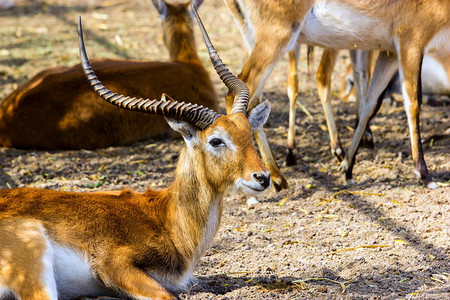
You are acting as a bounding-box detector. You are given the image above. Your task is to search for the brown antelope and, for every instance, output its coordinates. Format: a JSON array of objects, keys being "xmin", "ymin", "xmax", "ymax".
[
  {"xmin": 223, "ymin": 0, "xmax": 315, "ymax": 190},
  {"xmin": 0, "ymin": 10, "xmax": 272, "ymax": 300},
  {"xmin": 337, "ymin": 42, "xmax": 449, "ymax": 148},
  {"xmin": 0, "ymin": 0, "xmax": 217, "ymax": 150},
  {"xmin": 223, "ymin": 0, "xmax": 449, "ymax": 188},
  {"xmin": 341, "ymin": 47, "xmax": 450, "ymax": 103}
]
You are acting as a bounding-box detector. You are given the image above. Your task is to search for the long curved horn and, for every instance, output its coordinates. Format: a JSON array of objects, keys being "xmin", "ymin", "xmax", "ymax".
[
  {"xmin": 191, "ymin": 6, "xmax": 250, "ymax": 115},
  {"xmin": 77, "ymin": 17, "xmax": 220, "ymax": 130}
]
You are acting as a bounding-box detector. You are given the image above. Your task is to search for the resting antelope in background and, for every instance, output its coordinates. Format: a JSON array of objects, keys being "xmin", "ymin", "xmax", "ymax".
[
  {"xmin": 223, "ymin": 0, "xmax": 449, "ymax": 188},
  {"xmin": 0, "ymin": 10, "xmax": 272, "ymax": 299},
  {"xmin": 0, "ymin": 0, "xmax": 217, "ymax": 150}
]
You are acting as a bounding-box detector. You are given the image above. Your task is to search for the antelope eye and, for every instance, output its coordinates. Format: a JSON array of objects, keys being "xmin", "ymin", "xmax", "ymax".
[{"xmin": 209, "ymin": 138, "xmax": 224, "ymax": 147}]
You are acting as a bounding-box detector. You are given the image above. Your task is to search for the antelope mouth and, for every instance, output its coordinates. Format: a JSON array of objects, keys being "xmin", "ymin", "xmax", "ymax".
[
  {"xmin": 242, "ymin": 183, "xmax": 267, "ymax": 192},
  {"xmin": 236, "ymin": 179, "xmax": 271, "ymax": 195}
]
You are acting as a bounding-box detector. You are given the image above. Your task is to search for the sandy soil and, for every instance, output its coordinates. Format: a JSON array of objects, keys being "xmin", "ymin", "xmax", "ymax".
[{"xmin": 1, "ymin": 0, "xmax": 449, "ymax": 299}]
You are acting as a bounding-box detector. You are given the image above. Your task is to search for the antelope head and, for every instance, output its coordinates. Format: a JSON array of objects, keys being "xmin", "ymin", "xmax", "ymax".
[
  {"xmin": 78, "ymin": 9, "xmax": 271, "ymax": 196},
  {"xmin": 151, "ymin": 0, "xmax": 205, "ymax": 63}
]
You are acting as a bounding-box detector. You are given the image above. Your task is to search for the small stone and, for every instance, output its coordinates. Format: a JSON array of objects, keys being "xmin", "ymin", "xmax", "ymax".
[{"xmin": 247, "ymin": 197, "xmax": 259, "ymax": 209}]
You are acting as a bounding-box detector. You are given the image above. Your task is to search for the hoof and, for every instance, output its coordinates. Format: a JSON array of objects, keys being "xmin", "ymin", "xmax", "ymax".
[
  {"xmin": 332, "ymin": 148, "xmax": 345, "ymax": 161},
  {"xmin": 273, "ymin": 176, "xmax": 289, "ymax": 191},
  {"xmin": 416, "ymin": 171, "xmax": 438, "ymax": 189},
  {"xmin": 345, "ymin": 178, "xmax": 355, "ymax": 185},
  {"xmin": 360, "ymin": 134, "xmax": 375, "ymax": 149},
  {"xmin": 286, "ymin": 149, "xmax": 296, "ymax": 166}
]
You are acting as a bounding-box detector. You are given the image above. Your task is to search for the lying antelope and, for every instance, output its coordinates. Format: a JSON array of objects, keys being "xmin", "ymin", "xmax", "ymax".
[
  {"xmin": 0, "ymin": 10, "xmax": 272, "ymax": 299},
  {"xmin": 0, "ymin": 0, "xmax": 217, "ymax": 150},
  {"xmin": 223, "ymin": 0, "xmax": 449, "ymax": 188}
]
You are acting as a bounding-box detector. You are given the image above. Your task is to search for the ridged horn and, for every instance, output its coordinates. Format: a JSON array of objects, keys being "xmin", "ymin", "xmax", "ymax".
[
  {"xmin": 77, "ymin": 16, "xmax": 221, "ymax": 130},
  {"xmin": 191, "ymin": 5, "xmax": 250, "ymax": 115}
]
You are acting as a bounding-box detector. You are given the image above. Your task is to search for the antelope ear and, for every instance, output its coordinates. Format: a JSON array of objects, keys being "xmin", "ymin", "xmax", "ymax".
[
  {"xmin": 166, "ymin": 118, "xmax": 200, "ymax": 144},
  {"xmin": 152, "ymin": 0, "xmax": 167, "ymax": 18},
  {"xmin": 248, "ymin": 100, "xmax": 271, "ymax": 132}
]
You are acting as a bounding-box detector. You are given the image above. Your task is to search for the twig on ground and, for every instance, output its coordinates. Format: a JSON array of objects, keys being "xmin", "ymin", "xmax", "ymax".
[
  {"xmin": 296, "ymin": 100, "xmax": 314, "ymax": 121},
  {"xmin": 293, "ymin": 277, "xmax": 352, "ymax": 293},
  {"xmin": 327, "ymin": 244, "xmax": 392, "ymax": 255},
  {"xmin": 199, "ymin": 271, "xmax": 254, "ymax": 277},
  {"xmin": 322, "ymin": 190, "xmax": 386, "ymax": 202}
]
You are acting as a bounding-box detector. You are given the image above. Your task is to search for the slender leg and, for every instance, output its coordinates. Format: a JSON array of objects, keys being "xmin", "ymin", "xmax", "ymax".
[
  {"xmin": 222, "ymin": 0, "xmax": 313, "ymax": 190},
  {"xmin": 340, "ymin": 51, "xmax": 399, "ymax": 183},
  {"xmin": 286, "ymin": 43, "xmax": 300, "ymax": 166},
  {"xmin": 0, "ymin": 219, "xmax": 58, "ymax": 300},
  {"xmin": 229, "ymin": 32, "xmax": 299, "ymax": 190},
  {"xmin": 350, "ymin": 50, "xmax": 376, "ymax": 148},
  {"xmin": 100, "ymin": 253, "xmax": 176, "ymax": 300},
  {"xmin": 315, "ymin": 49, "xmax": 345, "ymax": 160},
  {"xmin": 255, "ymin": 128, "xmax": 289, "ymax": 190},
  {"xmin": 339, "ymin": 63, "xmax": 356, "ymax": 102},
  {"xmin": 395, "ymin": 38, "xmax": 437, "ymax": 188}
]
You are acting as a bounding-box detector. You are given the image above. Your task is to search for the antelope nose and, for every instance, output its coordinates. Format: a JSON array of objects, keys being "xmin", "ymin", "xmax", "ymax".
[{"xmin": 253, "ymin": 172, "xmax": 271, "ymax": 189}]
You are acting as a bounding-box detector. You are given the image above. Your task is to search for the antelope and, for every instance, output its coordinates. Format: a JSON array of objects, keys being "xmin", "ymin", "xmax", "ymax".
[
  {"xmin": 223, "ymin": 0, "xmax": 449, "ymax": 188},
  {"xmin": 222, "ymin": 0, "xmax": 315, "ymax": 190},
  {"xmin": 0, "ymin": 0, "xmax": 217, "ymax": 150},
  {"xmin": 421, "ymin": 47, "xmax": 450, "ymax": 96},
  {"xmin": 338, "ymin": 41, "xmax": 449, "ymax": 147},
  {"xmin": 0, "ymin": 10, "xmax": 272, "ymax": 300},
  {"xmin": 341, "ymin": 48, "xmax": 450, "ymax": 103}
]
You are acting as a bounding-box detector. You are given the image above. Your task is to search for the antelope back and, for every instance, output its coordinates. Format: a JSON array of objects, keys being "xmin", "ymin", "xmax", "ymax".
[{"xmin": 0, "ymin": 0, "xmax": 216, "ymax": 150}]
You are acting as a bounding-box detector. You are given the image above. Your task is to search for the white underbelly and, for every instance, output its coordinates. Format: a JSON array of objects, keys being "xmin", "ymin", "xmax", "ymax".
[
  {"xmin": 421, "ymin": 55, "xmax": 450, "ymax": 95},
  {"xmin": 299, "ymin": 1, "xmax": 395, "ymax": 51},
  {"xmin": 51, "ymin": 242, "xmax": 115, "ymax": 299}
]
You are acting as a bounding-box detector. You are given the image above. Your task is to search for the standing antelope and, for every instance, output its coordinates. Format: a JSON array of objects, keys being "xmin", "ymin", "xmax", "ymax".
[
  {"xmin": 341, "ymin": 47, "xmax": 450, "ymax": 103},
  {"xmin": 0, "ymin": 0, "xmax": 217, "ymax": 150},
  {"xmin": 0, "ymin": 11, "xmax": 272, "ymax": 300},
  {"xmin": 223, "ymin": 0, "xmax": 449, "ymax": 188},
  {"xmin": 421, "ymin": 46, "xmax": 450, "ymax": 96},
  {"xmin": 223, "ymin": 0, "xmax": 315, "ymax": 190}
]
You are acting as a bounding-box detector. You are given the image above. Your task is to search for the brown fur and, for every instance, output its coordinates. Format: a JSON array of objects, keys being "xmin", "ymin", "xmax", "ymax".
[
  {"xmin": 0, "ymin": 112, "xmax": 269, "ymax": 299},
  {"xmin": 340, "ymin": 48, "xmax": 450, "ymax": 101},
  {"xmin": 0, "ymin": 218, "xmax": 52, "ymax": 300},
  {"xmin": 224, "ymin": 0, "xmax": 450, "ymax": 186},
  {"xmin": 223, "ymin": 0, "xmax": 315, "ymax": 190},
  {"xmin": 0, "ymin": 2, "xmax": 217, "ymax": 150}
]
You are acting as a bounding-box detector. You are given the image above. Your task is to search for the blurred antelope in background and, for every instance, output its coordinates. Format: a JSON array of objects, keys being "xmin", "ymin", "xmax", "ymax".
[
  {"xmin": 0, "ymin": 10, "xmax": 272, "ymax": 300},
  {"xmin": 0, "ymin": 0, "xmax": 217, "ymax": 150},
  {"xmin": 341, "ymin": 46, "xmax": 450, "ymax": 104},
  {"xmin": 337, "ymin": 37, "xmax": 449, "ymax": 148},
  {"xmin": 223, "ymin": 0, "xmax": 315, "ymax": 190},
  {"xmin": 224, "ymin": 0, "xmax": 449, "ymax": 188}
]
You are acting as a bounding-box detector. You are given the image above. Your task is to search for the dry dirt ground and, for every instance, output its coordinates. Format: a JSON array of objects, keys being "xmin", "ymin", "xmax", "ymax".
[{"xmin": 1, "ymin": 0, "xmax": 449, "ymax": 299}]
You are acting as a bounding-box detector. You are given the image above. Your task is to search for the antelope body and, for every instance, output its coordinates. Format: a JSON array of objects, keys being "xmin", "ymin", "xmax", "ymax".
[
  {"xmin": 0, "ymin": 0, "xmax": 217, "ymax": 150},
  {"xmin": 223, "ymin": 0, "xmax": 450, "ymax": 188},
  {"xmin": 419, "ymin": 46, "xmax": 450, "ymax": 96},
  {"xmin": 0, "ymin": 7, "xmax": 272, "ymax": 300},
  {"xmin": 341, "ymin": 48, "xmax": 450, "ymax": 103}
]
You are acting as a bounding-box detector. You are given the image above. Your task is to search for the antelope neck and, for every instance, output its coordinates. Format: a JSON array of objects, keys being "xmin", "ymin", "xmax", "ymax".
[
  {"xmin": 165, "ymin": 149, "xmax": 223, "ymax": 263},
  {"xmin": 166, "ymin": 19, "xmax": 200, "ymax": 63}
]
